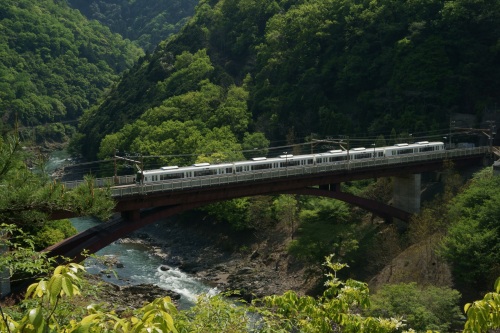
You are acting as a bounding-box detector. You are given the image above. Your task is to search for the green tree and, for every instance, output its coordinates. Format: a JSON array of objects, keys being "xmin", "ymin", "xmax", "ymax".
[
  {"xmin": 210, "ymin": 85, "xmax": 250, "ymax": 136},
  {"xmin": 251, "ymin": 256, "xmax": 414, "ymax": 332},
  {"xmin": 0, "ymin": 133, "xmax": 114, "ymax": 245},
  {"xmin": 242, "ymin": 132, "xmax": 270, "ymax": 159},
  {"xmin": 463, "ymin": 276, "xmax": 500, "ymax": 333},
  {"xmin": 0, "ymin": 0, "xmax": 143, "ymax": 136},
  {"xmin": 440, "ymin": 168, "xmax": 500, "ymax": 292},
  {"xmin": 175, "ymin": 293, "xmax": 249, "ymax": 333},
  {"xmin": 273, "ymin": 194, "xmax": 298, "ymax": 240},
  {"xmin": 368, "ymin": 283, "xmax": 463, "ymax": 333},
  {"xmin": 2, "ymin": 250, "xmax": 499, "ymax": 333},
  {"xmin": 32, "ymin": 219, "xmax": 77, "ymax": 250},
  {"xmin": 0, "ymin": 224, "xmax": 57, "ymax": 285},
  {"xmin": 288, "ymin": 197, "xmax": 358, "ymax": 264},
  {"xmin": 203, "ymin": 198, "xmax": 250, "ymax": 230},
  {"xmin": 67, "ymin": 0, "xmax": 198, "ymax": 52}
]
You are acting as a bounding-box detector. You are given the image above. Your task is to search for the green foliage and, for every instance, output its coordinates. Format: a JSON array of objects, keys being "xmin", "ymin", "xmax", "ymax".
[
  {"xmin": 0, "ymin": 0, "xmax": 143, "ymax": 134},
  {"xmin": 251, "ymin": 255, "xmax": 412, "ymax": 332},
  {"xmin": 70, "ymin": 296, "xmax": 178, "ymax": 332},
  {"xmin": 1, "ymin": 254, "xmax": 499, "ymax": 333},
  {"xmin": 0, "ymin": 133, "xmax": 114, "ymax": 238},
  {"xmin": 0, "ymin": 224, "xmax": 57, "ymax": 281},
  {"xmin": 174, "ymin": 293, "xmax": 249, "ymax": 332},
  {"xmin": 67, "ymin": 0, "xmax": 198, "ymax": 52},
  {"xmin": 32, "ymin": 219, "xmax": 77, "ymax": 250},
  {"xmin": 242, "ymin": 132, "xmax": 270, "ymax": 159},
  {"xmin": 33, "ymin": 123, "xmax": 75, "ymax": 143},
  {"xmin": 75, "ymin": 0, "xmax": 500, "ymax": 159},
  {"xmin": 368, "ymin": 283, "xmax": 463, "ymax": 333},
  {"xmin": 158, "ymin": 49, "xmax": 215, "ymax": 98},
  {"xmin": 0, "ymin": 263, "xmax": 179, "ymax": 333},
  {"xmin": 203, "ymin": 198, "xmax": 250, "ymax": 230},
  {"xmin": 288, "ymin": 197, "xmax": 359, "ymax": 264},
  {"xmin": 93, "ymin": 51, "xmax": 255, "ymax": 169},
  {"xmin": 273, "ymin": 194, "xmax": 298, "ymax": 239},
  {"xmin": 440, "ymin": 168, "xmax": 500, "ymax": 291},
  {"xmin": 463, "ymin": 276, "xmax": 500, "ymax": 333}
]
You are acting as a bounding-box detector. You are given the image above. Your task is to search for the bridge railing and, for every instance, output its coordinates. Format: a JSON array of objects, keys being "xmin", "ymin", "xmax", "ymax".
[{"xmin": 60, "ymin": 147, "xmax": 489, "ymax": 197}]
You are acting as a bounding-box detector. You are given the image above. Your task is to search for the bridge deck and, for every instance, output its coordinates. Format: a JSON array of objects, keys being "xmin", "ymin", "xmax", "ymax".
[
  {"xmin": 45, "ymin": 146, "xmax": 490, "ymax": 262},
  {"xmin": 61, "ymin": 146, "xmax": 489, "ymax": 198}
]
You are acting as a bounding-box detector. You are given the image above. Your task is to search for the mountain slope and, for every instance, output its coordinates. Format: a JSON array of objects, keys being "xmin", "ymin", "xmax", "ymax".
[
  {"xmin": 75, "ymin": 0, "xmax": 500, "ymax": 160},
  {"xmin": 67, "ymin": 0, "xmax": 198, "ymax": 52},
  {"xmin": 0, "ymin": 0, "xmax": 143, "ymax": 138}
]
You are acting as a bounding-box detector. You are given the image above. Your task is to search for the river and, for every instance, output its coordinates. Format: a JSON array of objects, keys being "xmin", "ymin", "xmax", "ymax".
[{"xmin": 48, "ymin": 150, "xmax": 216, "ymax": 309}]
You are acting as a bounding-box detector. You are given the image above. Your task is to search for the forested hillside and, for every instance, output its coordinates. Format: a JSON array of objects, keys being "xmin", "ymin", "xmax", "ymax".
[
  {"xmin": 67, "ymin": 0, "xmax": 198, "ymax": 52},
  {"xmin": 74, "ymin": 0, "xmax": 500, "ymax": 160},
  {"xmin": 0, "ymin": 0, "xmax": 143, "ymax": 141}
]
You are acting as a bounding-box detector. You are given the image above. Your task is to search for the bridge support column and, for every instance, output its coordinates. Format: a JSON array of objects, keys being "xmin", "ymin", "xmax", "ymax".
[
  {"xmin": 121, "ymin": 210, "xmax": 140, "ymax": 223},
  {"xmin": 493, "ymin": 161, "xmax": 500, "ymax": 176},
  {"xmin": 392, "ymin": 174, "xmax": 421, "ymax": 214}
]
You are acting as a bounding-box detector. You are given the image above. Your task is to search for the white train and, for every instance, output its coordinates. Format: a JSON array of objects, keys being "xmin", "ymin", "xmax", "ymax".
[{"xmin": 137, "ymin": 141, "xmax": 445, "ymax": 183}]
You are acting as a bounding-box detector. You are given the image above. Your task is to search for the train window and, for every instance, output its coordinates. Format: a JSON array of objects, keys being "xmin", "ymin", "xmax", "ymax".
[
  {"xmin": 236, "ymin": 166, "xmax": 243, "ymax": 172},
  {"xmin": 419, "ymin": 146, "xmax": 435, "ymax": 152},
  {"xmin": 307, "ymin": 159, "xmax": 314, "ymax": 165},
  {"xmin": 226, "ymin": 167, "xmax": 233, "ymax": 173},
  {"xmin": 354, "ymin": 153, "xmax": 371, "ymax": 159},
  {"xmin": 194, "ymin": 169, "xmax": 216, "ymax": 177},
  {"xmin": 161, "ymin": 173, "xmax": 181, "ymax": 180},
  {"xmin": 397, "ymin": 148, "xmax": 413, "ymax": 155},
  {"xmin": 253, "ymin": 163, "xmax": 271, "ymax": 170}
]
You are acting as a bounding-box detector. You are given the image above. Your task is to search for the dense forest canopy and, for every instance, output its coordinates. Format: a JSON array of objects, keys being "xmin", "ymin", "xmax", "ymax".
[
  {"xmin": 0, "ymin": 0, "xmax": 143, "ymax": 140},
  {"xmin": 67, "ymin": 0, "xmax": 198, "ymax": 52},
  {"xmin": 1, "ymin": 1, "xmax": 499, "ymax": 330},
  {"xmin": 74, "ymin": 0, "xmax": 500, "ymax": 160}
]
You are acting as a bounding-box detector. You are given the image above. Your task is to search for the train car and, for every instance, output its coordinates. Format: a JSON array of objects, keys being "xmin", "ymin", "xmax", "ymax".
[
  {"xmin": 137, "ymin": 141, "xmax": 445, "ymax": 184},
  {"xmin": 349, "ymin": 147, "xmax": 372, "ymax": 160},
  {"xmin": 316, "ymin": 150, "xmax": 348, "ymax": 164},
  {"xmin": 233, "ymin": 153, "xmax": 317, "ymax": 172},
  {"xmin": 139, "ymin": 162, "xmax": 234, "ymax": 183},
  {"xmin": 383, "ymin": 141, "xmax": 444, "ymax": 157}
]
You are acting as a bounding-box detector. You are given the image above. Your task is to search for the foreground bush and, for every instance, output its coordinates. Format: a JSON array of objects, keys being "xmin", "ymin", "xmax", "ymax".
[{"xmin": 0, "ymin": 258, "xmax": 498, "ymax": 332}]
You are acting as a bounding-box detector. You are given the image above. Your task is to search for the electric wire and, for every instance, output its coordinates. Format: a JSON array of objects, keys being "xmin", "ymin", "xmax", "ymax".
[{"xmin": 54, "ymin": 127, "xmax": 480, "ymax": 179}]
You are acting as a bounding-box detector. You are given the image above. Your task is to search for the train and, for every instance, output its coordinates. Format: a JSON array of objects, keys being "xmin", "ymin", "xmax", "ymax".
[{"xmin": 136, "ymin": 141, "xmax": 445, "ymax": 184}]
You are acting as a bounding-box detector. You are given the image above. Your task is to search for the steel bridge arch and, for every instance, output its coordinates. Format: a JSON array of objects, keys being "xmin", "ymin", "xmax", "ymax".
[{"xmin": 45, "ymin": 185, "xmax": 411, "ymax": 263}]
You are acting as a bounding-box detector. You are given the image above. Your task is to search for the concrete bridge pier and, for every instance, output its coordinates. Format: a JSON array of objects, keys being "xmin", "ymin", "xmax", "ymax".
[{"xmin": 392, "ymin": 174, "xmax": 421, "ymax": 214}]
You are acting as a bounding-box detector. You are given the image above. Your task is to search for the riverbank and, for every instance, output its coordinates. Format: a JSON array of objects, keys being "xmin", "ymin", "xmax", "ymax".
[
  {"xmin": 89, "ymin": 216, "xmax": 321, "ymax": 310},
  {"xmin": 47, "ymin": 150, "xmax": 318, "ymax": 308},
  {"xmin": 150, "ymin": 217, "xmax": 320, "ymax": 300}
]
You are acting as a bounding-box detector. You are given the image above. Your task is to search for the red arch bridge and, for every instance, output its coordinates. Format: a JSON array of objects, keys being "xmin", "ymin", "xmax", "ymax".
[{"xmin": 45, "ymin": 147, "xmax": 491, "ymax": 262}]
